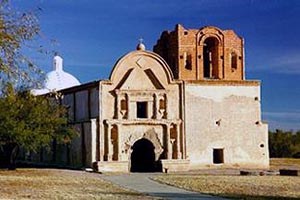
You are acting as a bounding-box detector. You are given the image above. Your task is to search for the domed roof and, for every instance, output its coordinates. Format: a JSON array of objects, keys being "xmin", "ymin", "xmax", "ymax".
[{"xmin": 32, "ymin": 55, "xmax": 80, "ymax": 95}]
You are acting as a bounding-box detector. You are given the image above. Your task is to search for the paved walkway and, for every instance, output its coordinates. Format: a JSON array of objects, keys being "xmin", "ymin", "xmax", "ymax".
[{"xmin": 102, "ymin": 173, "xmax": 230, "ymax": 200}]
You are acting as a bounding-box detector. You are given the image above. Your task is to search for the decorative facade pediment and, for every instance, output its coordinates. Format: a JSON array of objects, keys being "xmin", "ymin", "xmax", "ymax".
[
  {"xmin": 116, "ymin": 66, "xmax": 164, "ymax": 90},
  {"xmin": 109, "ymin": 50, "xmax": 175, "ymax": 89}
]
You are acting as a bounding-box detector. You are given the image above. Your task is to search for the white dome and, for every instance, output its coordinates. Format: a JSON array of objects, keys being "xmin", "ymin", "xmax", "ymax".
[
  {"xmin": 32, "ymin": 55, "xmax": 80, "ymax": 95},
  {"xmin": 45, "ymin": 70, "xmax": 80, "ymax": 90}
]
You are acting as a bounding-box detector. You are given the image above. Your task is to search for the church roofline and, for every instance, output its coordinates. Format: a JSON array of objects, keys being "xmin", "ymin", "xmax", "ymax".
[
  {"xmin": 56, "ymin": 80, "xmax": 100, "ymax": 94},
  {"xmin": 184, "ymin": 79, "xmax": 260, "ymax": 86},
  {"xmin": 173, "ymin": 24, "xmax": 242, "ymax": 39}
]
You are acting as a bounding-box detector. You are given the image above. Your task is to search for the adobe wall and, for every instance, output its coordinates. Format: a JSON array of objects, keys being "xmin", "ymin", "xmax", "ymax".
[
  {"xmin": 21, "ymin": 83, "xmax": 100, "ymax": 168},
  {"xmin": 184, "ymin": 81, "xmax": 269, "ymax": 169},
  {"xmin": 62, "ymin": 85, "xmax": 99, "ymax": 122},
  {"xmin": 20, "ymin": 120, "xmax": 96, "ymax": 168},
  {"xmin": 154, "ymin": 24, "xmax": 244, "ymax": 81},
  {"xmin": 98, "ymin": 50, "xmax": 185, "ymax": 171}
]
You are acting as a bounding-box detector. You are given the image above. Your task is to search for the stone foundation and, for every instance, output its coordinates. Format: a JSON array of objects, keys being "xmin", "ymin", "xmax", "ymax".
[
  {"xmin": 160, "ymin": 159, "xmax": 190, "ymax": 173},
  {"xmin": 96, "ymin": 161, "xmax": 129, "ymax": 172}
]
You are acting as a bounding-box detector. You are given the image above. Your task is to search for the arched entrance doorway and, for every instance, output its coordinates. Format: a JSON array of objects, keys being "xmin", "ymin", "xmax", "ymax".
[{"xmin": 130, "ymin": 138, "xmax": 161, "ymax": 172}]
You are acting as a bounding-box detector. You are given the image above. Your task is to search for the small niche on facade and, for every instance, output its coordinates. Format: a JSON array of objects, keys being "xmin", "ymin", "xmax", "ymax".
[
  {"xmin": 170, "ymin": 124, "xmax": 177, "ymax": 159},
  {"xmin": 158, "ymin": 95, "xmax": 167, "ymax": 119},
  {"xmin": 231, "ymin": 52, "xmax": 238, "ymax": 71},
  {"xmin": 120, "ymin": 99, "xmax": 127, "ymax": 119},
  {"xmin": 185, "ymin": 54, "xmax": 192, "ymax": 70},
  {"xmin": 260, "ymin": 144, "xmax": 264, "ymax": 148},
  {"xmin": 213, "ymin": 148, "xmax": 224, "ymax": 164},
  {"xmin": 111, "ymin": 125, "xmax": 118, "ymax": 161},
  {"xmin": 137, "ymin": 101, "xmax": 148, "ymax": 119},
  {"xmin": 159, "ymin": 99, "xmax": 165, "ymax": 109}
]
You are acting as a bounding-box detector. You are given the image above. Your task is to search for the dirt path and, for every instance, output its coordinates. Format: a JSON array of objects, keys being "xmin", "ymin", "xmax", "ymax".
[{"xmin": 102, "ymin": 173, "xmax": 230, "ymax": 200}]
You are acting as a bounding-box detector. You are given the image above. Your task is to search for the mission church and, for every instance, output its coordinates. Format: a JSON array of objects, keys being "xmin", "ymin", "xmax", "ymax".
[{"xmin": 27, "ymin": 25, "xmax": 269, "ymax": 172}]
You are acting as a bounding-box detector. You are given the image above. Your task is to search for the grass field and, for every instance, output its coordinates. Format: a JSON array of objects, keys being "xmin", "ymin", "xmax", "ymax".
[
  {"xmin": 270, "ymin": 158, "xmax": 300, "ymax": 170},
  {"xmin": 153, "ymin": 175, "xmax": 300, "ymax": 199},
  {"xmin": 0, "ymin": 169, "xmax": 152, "ymax": 200},
  {"xmin": 153, "ymin": 158, "xmax": 300, "ymax": 199},
  {"xmin": 0, "ymin": 159, "xmax": 299, "ymax": 199}
]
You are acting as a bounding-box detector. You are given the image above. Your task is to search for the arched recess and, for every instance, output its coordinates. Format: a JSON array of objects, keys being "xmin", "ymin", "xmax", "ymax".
[
  {"xmin": 128, "ymin": 128, "xmax": 164, "ymax": 172},
  {"xmin": 198, "ymin": 26, "xmax": 224, "ymax": 46},
  {"xmin": 130, "ymin": 138, "xmax": 157, "ymax": 172},
  {"xmin": 198, "ymin": 26, "xmax": 224, "ymax": 79}
]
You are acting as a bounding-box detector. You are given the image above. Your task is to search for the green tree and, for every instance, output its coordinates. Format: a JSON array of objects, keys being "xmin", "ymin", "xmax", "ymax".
[
  {"xmin": 0, "ymin": 1, "xmax": 75, "ymax": 169},
  {"xmin": 269, "ymin": 129, "xmax": 300, "ymax": 158},
  {"xmin": 291, "ymin": 131, "xmax": 300, "ymax": 158},
  {"xmin": 0, "ymin": 84, "xmax": 77, "ymax": 169},
  {"xmin": 0, "ymin": 0, "xmax": 43, "ymax": 91}
]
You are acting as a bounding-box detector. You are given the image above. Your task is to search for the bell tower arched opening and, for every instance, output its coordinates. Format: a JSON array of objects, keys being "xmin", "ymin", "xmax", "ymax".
[{"xmin": 203, "ymin": 37, "xmax": 219, "ymax": 79}]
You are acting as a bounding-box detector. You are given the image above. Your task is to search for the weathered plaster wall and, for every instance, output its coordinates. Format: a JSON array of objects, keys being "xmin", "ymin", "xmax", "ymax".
[
  {"xmin": 69, "ymin": 124, "xmax": 83, "ymax": 167},
  {"xmin": 98, "ymin": 50, "xmax": 184, "ymax": 167},
  {"xmin": 24, "ymin": 83, "xmax": 100, "ymax": 168},
  {"xmin": 184, "ymin": 82, "xmax": 269, "ymax": 169},
  {"xmin": 90, "ymin": 87, "xmax": 99, "ymax": 118},
  {"xmin": 75, "ymin": 90, "xmax": 89, "ymax": 121},
  {"xmin": 63, "ymin": 94, "xmax": 75, "ymax": 121}
]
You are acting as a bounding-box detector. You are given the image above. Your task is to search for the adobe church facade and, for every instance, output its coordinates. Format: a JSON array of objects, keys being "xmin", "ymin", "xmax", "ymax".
[{"xmin": 26, "ymin": 25, "xmax": 269, "ymax": 172}]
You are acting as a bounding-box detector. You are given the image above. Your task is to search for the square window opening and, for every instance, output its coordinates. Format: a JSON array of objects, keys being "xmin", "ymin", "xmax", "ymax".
[{"xmin": 137, "ymin": 102, "xmax": 148, "ymax": 118}]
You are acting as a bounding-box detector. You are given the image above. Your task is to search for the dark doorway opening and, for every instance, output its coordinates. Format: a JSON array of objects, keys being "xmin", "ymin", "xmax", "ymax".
[
  {"xmin": 213, "ymin": 148, "xmax": 224, "ymax": 164},
  {"xmin": 130, "ymin": 138, "xmax": 161, "ymax": 172}
]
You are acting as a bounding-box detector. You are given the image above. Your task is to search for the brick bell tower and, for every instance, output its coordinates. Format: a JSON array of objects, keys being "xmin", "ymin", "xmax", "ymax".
[{"xmin": 153, "ymin": 24, "xmax": 245, "ymax": 81}]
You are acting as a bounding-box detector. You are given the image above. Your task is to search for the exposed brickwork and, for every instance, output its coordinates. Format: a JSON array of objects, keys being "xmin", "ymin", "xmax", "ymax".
[
  {"xmin": 154, "ymin": 24, "xmax": 244, "ymax": 81},
  {"xmin": 185, "ymin": 79, "xmax": 260, "ymax": 86}
]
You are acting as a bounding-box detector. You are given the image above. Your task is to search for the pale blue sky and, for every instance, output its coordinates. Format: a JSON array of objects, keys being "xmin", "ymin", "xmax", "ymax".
[{"xmin": 13, "ymin": 0, "xmax": 300, "ymax": 131}]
